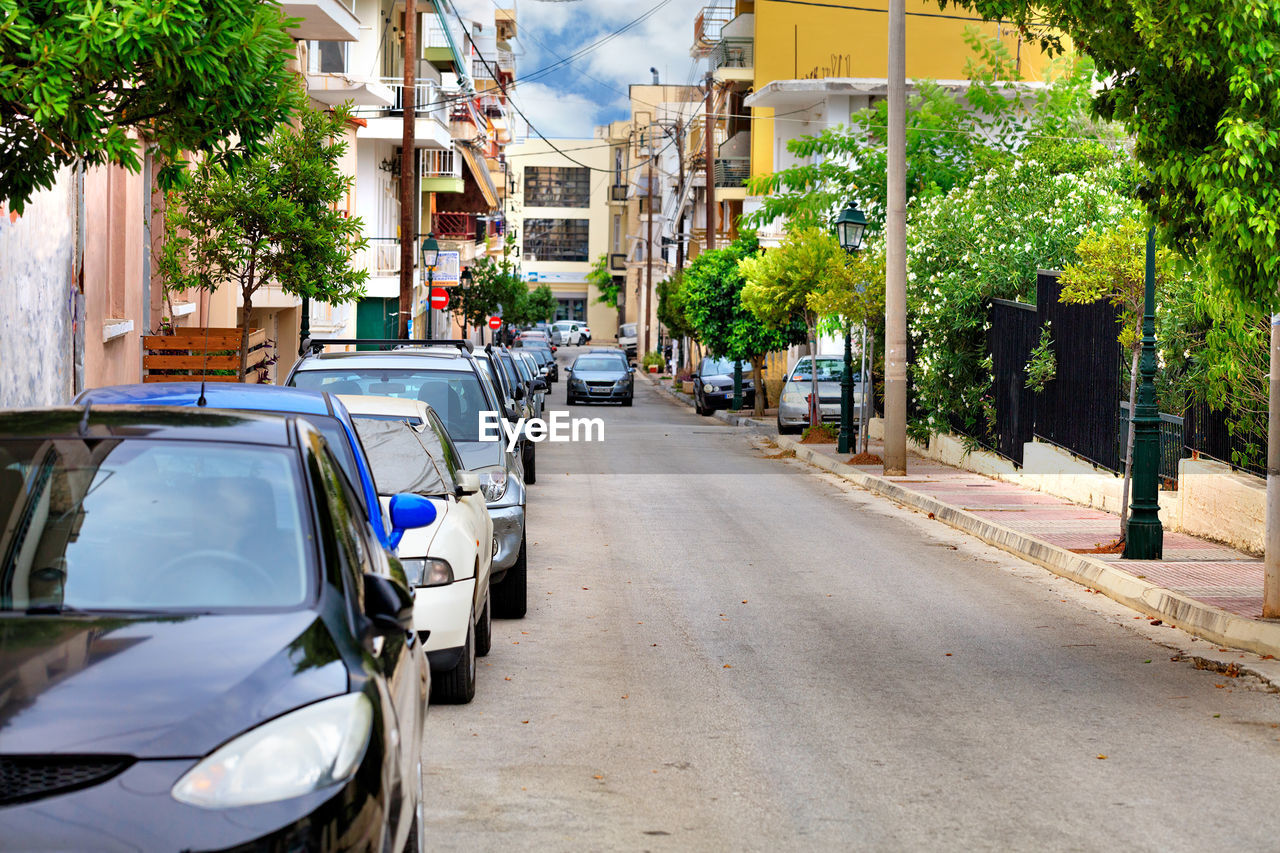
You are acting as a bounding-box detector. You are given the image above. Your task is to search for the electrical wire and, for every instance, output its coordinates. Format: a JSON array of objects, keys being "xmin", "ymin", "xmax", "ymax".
[{"xmin": 757, "ymin": 0, "xmax": 1006, "ymax": 23}]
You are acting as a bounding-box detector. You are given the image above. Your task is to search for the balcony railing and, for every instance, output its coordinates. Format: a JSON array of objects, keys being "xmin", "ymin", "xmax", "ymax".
[
  {"xmin": 710, "ymin": 38, "xmax": 754, "ymax": 72},
  {"xmin": 714, "ymin": 157, "xmax": 749, "ymax": 188},
  {"xmin": 496, "ymin": 48, "xmax": 515, "ymax": 73},
  {"xmin": 367, "ymin": 238, "xmax": 402, "ymax": 276},
  {"xmin": 693, "ymin": 5, "xmax": 734, "ymax": 55},
  {"xmin": 434, "ymin": 212, "xmax": 477, "ymax": 240},
  {"xmin": 421, "ymin": 148, "xmax": 461, "ymax": 180}
]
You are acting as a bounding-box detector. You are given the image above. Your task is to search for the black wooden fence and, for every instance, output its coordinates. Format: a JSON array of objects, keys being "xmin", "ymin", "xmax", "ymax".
[
  {"xmin": 988, "ymin": 299, "xmax": 1038, "ymax": 464},
  {"xmin": 1184, "ymin": 402, "xmax": 1267, "ymax": 478}
]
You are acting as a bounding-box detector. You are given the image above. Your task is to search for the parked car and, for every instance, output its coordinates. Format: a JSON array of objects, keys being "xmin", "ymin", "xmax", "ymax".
[
  {"xmin": 618, "ymin": 322, "xmax": 638, "ymax": 360},
  {"xmin": 515, "ymin": 340, "xmax": 558, "ymax": 382},
  {"xmin": 343, "ymin": 396, "xmax": 494, "ymax": 705},
  {"xmin": 73, "ymin": 382, "xmax": 394, "ymax": 549},
  {"xmin": 777, "ymin": 355, "xmax": 863, "ymax": 434},
  {"xmin": 551, "ymin": 320, "xmax": 586, "ymax": 346},
  {"xmin": 289, "ymin": 341, "xmax": 529, "ymax": 618},
  {"xmin": 512, "ymin": 351, "xmax": 548, "ymax": 420},
  {"xmin": 476, "ymin": 346, "xmax": 536, "ymax": 484},
  {"xmin": 566, "ymin": 351, "xmax": 635, "ymax": 406},
  {"xmin": 693, "ymin": 357, "xmax": 757, "ymax": 416},
  {"xmin": 0, "ymin": 406, "xmax": 433, "ymax": 851},
  {"xmin": 580, "ymin": 324, "xmax": 593, "ymax": 343}
]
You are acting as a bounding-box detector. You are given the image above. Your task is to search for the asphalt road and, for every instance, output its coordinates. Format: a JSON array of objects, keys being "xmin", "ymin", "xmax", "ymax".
[{"xmin": 423, "ymin": 346, "xmax": 1280, "ymax": 852}]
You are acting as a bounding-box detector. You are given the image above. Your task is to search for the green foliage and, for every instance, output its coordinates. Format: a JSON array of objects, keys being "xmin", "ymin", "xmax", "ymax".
[
  {"xmin": 522, "ymin": 284, "xmax": 557, "ymax": 326},
  {"xmin": 739, "ymin": 228, "xmax": 859, "ymax": 344},
  {"xmin": 1024, "ymin": 324, "xmax": 1057, "ymax": 393},
  {"xmin": 0, "ymin": 0, "xmax": 300, "ymax": 213},
  {"xmin": 641, "ymin": 351, "xmax": 665, "ymax": 370},
  {"xmin": 682, "ymin": 233, "xmax": 805, "ymax": 363},
  {"xmin": 744, "ymin": 40, "xmax": 1117, "ymax": 236},
  {"xmin": 800, "ymin": 423, "xmax": 839, "ymax": 443},
  {"xmin": 811, "ymin": 237, "xmax": 887, "ymax": 335},
  {"xmin": 456, "ymin": 235, "xmax": 523, "ymax": 333},
  {"xmin": 588, "ymin": 254, "xmax": 620, "ymax": 306},
  {"xmin": 657, "ymin": 273, "xmax": 696, "ymax": 341},
  {"xmin": 907, "ymin": 157, "xmax": 1137, "ymax": 438},
  {"xmin": 1059, "ymin": 218, "xmax": 1180, "ymax": 351},
  {"xmin": 158, "ymin": 104, "xmax": 367, "ymax": 378},
  {"xmin": 934, "ymin": 0, "xmax": 1280, "ymax": 314}
]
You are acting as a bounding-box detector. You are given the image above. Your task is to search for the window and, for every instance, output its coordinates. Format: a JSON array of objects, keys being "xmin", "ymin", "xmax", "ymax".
[
  {"xmin": 523, "ymin": 219, "xmax": 589, "ymax": 262},
  {"xmin": 523, "ymin": 167, "xmax": 590, "ymax": 208},
  {"xmin": 613, "ymin": 214, "xmax": 622, "ymax": 252},
  {"xmin": 308, "ymin": 40, "xmax": 347, "ymax": 74}
]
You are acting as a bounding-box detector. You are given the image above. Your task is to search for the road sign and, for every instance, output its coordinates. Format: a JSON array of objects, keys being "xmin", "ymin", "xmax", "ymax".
[
  {"xmin": 488, "ymin": 316, "xmax": 502, "ymax": 331},
  {"xmin": 426, "ymin": 251, "xmax": 461, "ymax": 286},
  {"xmin": 429, "ymin": 287, "xmax": 449, "ymax": 310}
]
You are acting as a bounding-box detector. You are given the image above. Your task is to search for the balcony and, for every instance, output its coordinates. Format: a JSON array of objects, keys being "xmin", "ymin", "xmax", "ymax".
[
  {"xmin": 423, "ymin": 18, "xmax": 466, "ymax": 71},
  {"xmin": 710, "ymin": 38, "xmax": 753, "ymax": 82},
  {"xmin": 282, "ymin": 0, "xmax": 360, "ymax": 41},
  {"xmin": 692, "ymin": 5, "xmax": 733, "ymax": 56},
  {"xmin": 714, "ymin": 157, "xmax": 749, "ymax": 188},
  {"xmin": 421, "ymin": 148, "xmax": 464, "ymax": 194},
  {"xmin": 434, "ymin": 212, "xmax": 478, "ymax": 241},
  {"xmin": 354, "ymin": 80, "xmax": 452, "ymax": 149},
  {"xmin": 366, "ymin": 238, "xmax": 403, "ymax": 276}
]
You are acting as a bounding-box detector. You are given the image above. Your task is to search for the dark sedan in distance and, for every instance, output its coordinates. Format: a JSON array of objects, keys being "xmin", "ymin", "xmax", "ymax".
[
  {"xmin": 0, "ymin": 406, "xmax": 436, "ymax": 852},
  {"xmin": 693, "ymin": 357, "xmax": 756, "ymax": 416},
  {"xmin": 566, "ymin": 352, "xmax": 635, "ymax": 406}
]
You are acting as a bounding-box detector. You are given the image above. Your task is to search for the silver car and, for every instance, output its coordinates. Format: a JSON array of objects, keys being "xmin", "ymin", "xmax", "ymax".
[{"xmin": 777, "ymin": 355, "xmax": 865, "ymax": 435}]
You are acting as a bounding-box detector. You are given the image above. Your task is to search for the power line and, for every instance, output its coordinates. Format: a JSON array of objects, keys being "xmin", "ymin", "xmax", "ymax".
[{"xmin": 758, "ymin": 0, "xmax": 1005, "ymax": 22}]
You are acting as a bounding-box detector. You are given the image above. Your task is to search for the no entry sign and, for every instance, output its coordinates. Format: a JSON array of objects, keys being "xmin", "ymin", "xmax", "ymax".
[
  {"xmin": 429, "ymin": 287, "xmax": 449, "ymax": 310},
  {"xmin": 488, "ymin": 316, "xmax": 502, "ymax": 331}
]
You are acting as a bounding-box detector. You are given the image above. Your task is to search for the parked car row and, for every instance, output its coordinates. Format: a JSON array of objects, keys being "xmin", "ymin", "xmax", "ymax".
[{"xmin": 0, "ymin": 336, "xmax": 564, "ymax": 850}]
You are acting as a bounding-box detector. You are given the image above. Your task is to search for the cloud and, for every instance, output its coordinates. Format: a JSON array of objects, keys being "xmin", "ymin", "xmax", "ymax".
[{"xmin": 507, "ymin": 81, "xmax": 628, "ymax": 138}]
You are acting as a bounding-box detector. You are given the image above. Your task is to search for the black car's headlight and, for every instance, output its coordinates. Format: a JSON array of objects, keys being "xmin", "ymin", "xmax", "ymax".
[
  {"xmin": 171, "ymin": 694, "xmax": 372, "ymax": 808},
  {"xmin": 401, "ymin": 557, "xmax": 454, "ymax": 587}
]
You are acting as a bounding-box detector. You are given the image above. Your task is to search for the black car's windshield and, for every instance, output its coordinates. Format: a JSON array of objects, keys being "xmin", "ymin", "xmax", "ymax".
[
  {"xmin": 512, "ymin": 355, "xmax": 533, "ymax": 382},
  {"xmin": 292, "ymin": 369, "xmax": 492, "ymax": 442},
  {"xmin": 0, "ymin": 439, "xmax": 311, "ymax": 612},
  {"xmin": 701, "ymin": 359, "xmax": 743, "ymax": 376},
  {"xmin": 351, "ymin": 417, "xmax": 454, "ymax": 497},
  {"xmin": 573, "ymin": 357, "xmax": 626, "ymax": 373}
]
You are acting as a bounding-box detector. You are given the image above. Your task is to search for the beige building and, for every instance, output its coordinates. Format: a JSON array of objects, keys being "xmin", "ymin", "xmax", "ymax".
[{"xmin": 505, "ymin": 138, "xmax": 618, "ymax": 342}]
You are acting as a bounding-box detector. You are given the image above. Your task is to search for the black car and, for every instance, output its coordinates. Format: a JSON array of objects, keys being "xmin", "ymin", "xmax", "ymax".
[
  {"xmin": 566, "ymin": 352, "xmax": 635, "ymax": 406},
  {"xmin": 515, "ymin": 340, "xmax": 558, "ymax": 382},
  {"xmin": 0, "ymin": 406, "xmax": 435, "ymax": 852},
  {"xmin": 693, "ymin": 357, "xmax": 757, "ymax": 416}
]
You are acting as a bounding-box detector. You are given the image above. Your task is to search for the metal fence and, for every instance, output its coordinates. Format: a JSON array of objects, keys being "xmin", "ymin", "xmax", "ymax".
[
  {"xmin": 1118, "ymin": 402, "xmax": 1185, "ymax": 485},
  {"xmin": 987, "ymin": 299, "xmax": 1039, "ymax": 464},
  {"xmin": 1183, "ymin": 402, "xmax": 1267, "ymax": 478}
]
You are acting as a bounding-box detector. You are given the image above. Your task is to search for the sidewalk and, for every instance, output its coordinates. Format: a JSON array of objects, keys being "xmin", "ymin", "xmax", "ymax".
[{"xmin": 639, "ymin": 373, "xmax": 1280, "ymax": 663}]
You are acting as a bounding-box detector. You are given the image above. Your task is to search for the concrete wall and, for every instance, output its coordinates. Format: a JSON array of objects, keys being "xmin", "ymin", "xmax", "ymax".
[
  {"xmin": 0, "ymin": 171, "xmax": 77, "ymax": 406},
  {"xmin": 868, "ymin": 418, "xmax": 1267, "ymax": 555}
]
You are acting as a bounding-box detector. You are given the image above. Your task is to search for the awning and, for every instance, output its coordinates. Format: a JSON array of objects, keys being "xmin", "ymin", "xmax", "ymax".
[{"xmin": 456, "ymin": 142, "xmax": 500, "ymax": 211}]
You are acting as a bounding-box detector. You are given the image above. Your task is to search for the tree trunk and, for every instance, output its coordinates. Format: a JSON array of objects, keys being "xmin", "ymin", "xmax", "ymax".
[
  {"xmin": 808, "ymin": 321, "xmax": 820, "ymax": 429},
  {"xmin": 1119, "ymin": 346, "xmax": 1139, "ymax": 540},
  {"xmin": 751, "ymin": 355, "xmax": 766, "ymax": 417},
  {"xmin": 239, "ymin": 256, "xmax": 256, "ymax": 382}
]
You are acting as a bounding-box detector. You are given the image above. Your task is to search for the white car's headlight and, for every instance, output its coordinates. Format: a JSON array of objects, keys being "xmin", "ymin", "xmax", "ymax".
[
  {"xmin": 401, "ymin": 557, "xmax": 454, "ymax": 587},
  {"xmin": 172, "ymin": 694, "xmax": 372, "ymax": 809},
  {"xmin": 476, "ymin": 465, "xmax": 509, "ymax": 503}
]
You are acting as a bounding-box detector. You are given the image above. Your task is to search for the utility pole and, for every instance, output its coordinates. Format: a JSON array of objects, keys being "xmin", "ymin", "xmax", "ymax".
[
  {"xmin": 883, "ymin": 0, "xmax": 907, "ymax": 475},
  {"xmin": 704, "ymin": 72, "xmax": 716, "ymax": 252},
  {"xmin": 398, "ymin": 0, "xmax": 417, "ymax": 340},
  {"xmin": 1268, "ymin": 312, "xmax": 1280, "ymax": 616},
  {"xmin": 644, "ymin": 121, "xmax": 655, "ymax": 358}
]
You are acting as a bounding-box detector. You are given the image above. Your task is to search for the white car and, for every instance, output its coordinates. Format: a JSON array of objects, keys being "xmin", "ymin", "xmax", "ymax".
[
  {"xmin": 342, "ymin": 395, "xmax": 495, "ymax": 704},
  {"xmin": 551, "ymin": 320, "xmax": 586, "ymax": 346}
]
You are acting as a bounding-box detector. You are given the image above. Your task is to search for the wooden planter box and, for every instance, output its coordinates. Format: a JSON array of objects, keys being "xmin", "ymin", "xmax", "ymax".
[
  {"xmin": 143, "ymin": 327, "xmax": 270, "ymax": 384},
  {"xmin": 682, "ymin": 380, "xmax": 695, "ymax": 394}
]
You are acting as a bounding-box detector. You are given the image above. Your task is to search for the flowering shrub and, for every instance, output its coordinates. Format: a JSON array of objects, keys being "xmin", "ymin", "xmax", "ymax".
[{"xmin": 907, "ymin": 157, "xmax": 1138, "ymax": 440}]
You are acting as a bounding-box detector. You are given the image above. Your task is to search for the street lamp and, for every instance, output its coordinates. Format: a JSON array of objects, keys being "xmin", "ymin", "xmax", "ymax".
[
  {"xmin": 459, "ymin": 265, "xmax": 472, "ymax": 340},
  {"xmin": 835, "ymin": 203, "xmax": 867, "ymax": 454},
  {"xmin": 420, "ymin": 233, "xmax": 439, "ymax": 341}
]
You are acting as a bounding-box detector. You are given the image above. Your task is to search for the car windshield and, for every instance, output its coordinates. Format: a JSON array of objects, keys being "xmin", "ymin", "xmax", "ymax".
[
  {"xmin": 789, "ymin": 358, "xmax": 845, "ymax": 382},
  {"xmin": 574, "ymin": 357, "xmax": 625, "ymax": 373},
  {"xmin": 0, "ymin": 439, "xmax": 311, "ymax": 612},
  {"xmin": 351, "ymin": 417, "xmax": 454, "ymax": 497},
  {"xmin": 620, "ymin": 324, "xmax": 636, "ymax": 337},
  {"xmin": 512, "ymin": 355, "xmax": 533, "ymax": 382},
  {"xmin": 701, "ymin": 359, "xmax": 742, "ymax": 376},
  {"xmin": 292, "ymin": 369, "xmax": 493, "ymax": 442}
]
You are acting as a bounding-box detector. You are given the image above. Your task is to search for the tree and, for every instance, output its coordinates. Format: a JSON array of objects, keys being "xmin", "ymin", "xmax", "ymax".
[
  {"xmin": 739, "ymin": 228, "xmax": 860, "ymax": 423},
  {"xmin": 1, "ymin": 0, "xmax": 300, "ymax": 213},
  {"xmin": 657, "ymin": 273, "xmax": 698, "ymax": 373},
  {"xmin": 158, "ymin": 104, "xmax": 367, "ymax": 378},
  {"xmin": 933, "ymin": 0, "xmax": 1280, "ymax": 612},
  {"xmin": 588, "ymin": 254, "xmax": 620, "ymax": 307},
  {"xmin": 523, "ymin": 285, "xmax": 557, "ymax": 326},
  {"xmin": 455, "ymin": 235, "xmax": 523, "ymax": 338},
  {"xmin": 682, "ymin": 234, "xmax": 805, "ymax": 416},
  {"xmin": 811, "ymin": 238, "xmax": 888, "ymax": 424},
  {"xmin": 1059, "ymin": 219, "xmax": 1180, "ymax": 540}
]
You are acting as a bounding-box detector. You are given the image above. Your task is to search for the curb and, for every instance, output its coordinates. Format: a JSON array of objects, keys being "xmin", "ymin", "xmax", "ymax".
[{"xmin": 771, "ymin": 435, "xmax": 1280, "ymax": 663}]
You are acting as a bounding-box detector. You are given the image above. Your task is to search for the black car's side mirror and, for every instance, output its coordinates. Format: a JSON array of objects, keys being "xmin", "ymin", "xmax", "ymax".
[
  {"xmin": 629, "ymin": 366, "xmax": 637, "ymax": 374},
  {"xmin": 513, "ymin": 385, "xmax": 525, "ymax": 400},
  {"xmin": 363, "ymin": 573, "xmax": 414, "ymax": 637}
]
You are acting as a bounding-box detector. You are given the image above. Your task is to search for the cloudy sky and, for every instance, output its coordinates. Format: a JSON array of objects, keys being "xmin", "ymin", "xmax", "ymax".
[{"xmin": 455, "ymin": 0, "xmax": 710, "ymax": 138}]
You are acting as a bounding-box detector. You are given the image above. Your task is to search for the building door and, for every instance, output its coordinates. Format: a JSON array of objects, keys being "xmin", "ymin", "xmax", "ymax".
[{"xmin": 356, "ymin": 297, "xmax": 399, "ymax": 349}]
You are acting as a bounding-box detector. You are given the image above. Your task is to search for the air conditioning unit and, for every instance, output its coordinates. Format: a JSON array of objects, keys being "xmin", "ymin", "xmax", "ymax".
[
  {"xmin": 609, "ymin": 185, "xmax": 628, "ymax": 202},
  {"xmin": 609, "ymin": 253, "xmax": 626, "ymax": 271}
]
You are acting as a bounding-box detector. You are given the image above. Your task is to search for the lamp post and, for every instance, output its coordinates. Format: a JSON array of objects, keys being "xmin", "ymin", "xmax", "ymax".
[
  {"xmin": 420, "ymin": 233, "xmax": 439, "ymax": 342},
  {"xmin": 835, "ymin": 203, "xmax": 867, "ymax": 454},
  {"xmin": 458, "ymin": 266, "xmax": 472, "ymax": 340},
  {"xmin": 731, "ymin": 360, "xmax": 743, "ymax": 411},
  {"xmin": 1122, "ymin": 227, "xmax": 1164, "ymax": 559}
]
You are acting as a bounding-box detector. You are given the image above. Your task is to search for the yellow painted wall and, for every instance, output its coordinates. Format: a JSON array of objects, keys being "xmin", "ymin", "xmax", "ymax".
[{"xmin": 749, "ymin": 0, "xmax": 1058, "ymax": 177}]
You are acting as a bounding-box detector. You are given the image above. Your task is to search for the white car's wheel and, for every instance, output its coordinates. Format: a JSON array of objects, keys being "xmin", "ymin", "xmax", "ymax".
[{"xmin": 430, "ymin": 613, "xmax": 476, "ymax": 704}]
